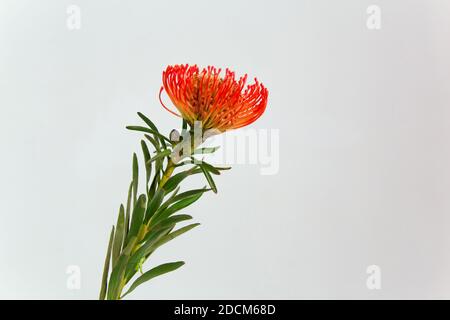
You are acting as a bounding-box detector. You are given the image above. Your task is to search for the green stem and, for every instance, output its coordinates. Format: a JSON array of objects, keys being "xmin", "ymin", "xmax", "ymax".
[
  {"xmin": 159, "ymin": 159, "xmax": 175, "ymax": 189},
  {"xmin": 114, "ymin": 154, "xmax": 177, "ymax": 300},
  {"xmin": 111, "ymin": 128, "xmax": 199, "ymax": 300}
]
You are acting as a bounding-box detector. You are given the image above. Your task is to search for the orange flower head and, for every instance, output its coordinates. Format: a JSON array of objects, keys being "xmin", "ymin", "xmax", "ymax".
[{"xmin": 159, "ymin": 64, "xmax": 268, "ymax": 132}]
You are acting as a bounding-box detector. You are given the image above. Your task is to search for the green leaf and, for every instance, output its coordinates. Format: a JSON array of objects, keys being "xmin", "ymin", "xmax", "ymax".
[
  {"xmin": 193, "ymin": 146, "xmax": 220, "ymax": 155},
  {"xmin": 214, "ymin": 165, "xmax": 232, "ymax": 171},
  {"xmin": 162, "ymin": 167, "xmax": 200, "ymax": 193},
  {"xmin": 193, "ymin": 162, "xmax": 231, "ymax": 173},
  {"xmin": 200, "ymin": 161, "xmax": 222, "ymax": 175},
  {"xmin": 148, "ymin": 171, "xmax": 161, "ymax": 199},
  {"xmin": 139, "ymin": 225, "xmax": 173, "ymax": 249},
  {"xmin": 199, "ymin": 164, "xmax": 217, "ymax": 193},
  {"xmin": 137, "ymin": 112, "xmax": 159, "ymax": 131},
  {"xmin": 122, "ymin": 261, "xmax": 185, "ymax": 298},
  {"xmin": 141, "ymin": 140, "xmax": 152, "ymax": 192},
  {"xmin": 125, "ymin": 226, "xmax": 173, "ymax": 280},
  {"xmin": 153, "ymin": 214, "xmax": 193, "ymax": 230},
  {"xmin": 191, "ymin": 167, "xmax": 203, "ymax": 175},
  {"xmin": 144, "ymin": 188, "xmax": 165, "ymax": 223},
  {"xmin": 150, "ymin": 187, "xmax": 209, "ymax": 225},
  {"xmin": 123, "ymin": 236, "xmax": 137, "ymax": 255},
  {"xmin": 126, "ymin": 126, "xmax": 171, "ymax": 145},
  {"xmin": 107, "ymin": 256, "xmax": 126, "ymax": 300},
  {"xmin": 144, "ymin": 134, "xmax": 161, "ymax": 152},
  {"xmin": 107, "ymin": 255, "xmax": 126, "ymax": 300},
  {"xmin": 112, "ymin": 205, "xmax": 125, "ymax": 267},
  {"xmin": 147, "ymin": 149, "xmax": 165, "ymax": 200},
  {"xmin": 99, "ymin": 226, "xmax": 115, "ymax": 300},
  {"xmin": 147, "ymin": 149, "xmax": 171, "ymax": 165},
  {"xmin": 151, "ymin": 192, "xmax": 204, "ymax": 225},
  {"xmin": 129, "ymin": 223, "xmax": 199, "ymax": 279},
  {"xmin": 126, "ymin": 194, "xmax": 146, "ymax": 243},
  {"xmin": 137, "ymin": 112, "xmax": 168, "ymax": 149},
  {"xmin": 171, "ymin": 187, "xmax": 210, "ymax": 203},
  {"xmin": 155, "ymin": 187, "xmax": 180, "ymax": 214},
  {"xmin": 151, "ymin": 223, "xmax": 200, "ymax": 251},
  {"xmin": 107, "ymin": 237, "xmax": 136, "ymax": 300},
  {"xmin": 132, "ymin": 153, "xmax": 139, "ymax": 205},
  {"xmin": 141, "ymin": 140, "xmax": 151, "ymax": 162},
  {"xmin": 124, "ymin": 182, "xmax": 133, "ymax": 243}
]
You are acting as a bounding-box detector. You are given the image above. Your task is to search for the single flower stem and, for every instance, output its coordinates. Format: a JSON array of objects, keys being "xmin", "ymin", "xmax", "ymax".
[
  {"xmin": 114, "ymin": 146, "xmax": 178, "ymax": 299},
  {"xmin": 114, "ymin": 130, "xmax": 198, "ymax": 300},
  {"xmin": 159, "ymin": 159, "xmax": 175, "ymax": 189}
]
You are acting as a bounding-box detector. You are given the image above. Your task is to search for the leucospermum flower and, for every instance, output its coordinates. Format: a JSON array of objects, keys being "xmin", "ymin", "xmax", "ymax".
[
  {"xmin": 101, "ymin": 64, "xmax": 269, "ymax": 300},
  {"xmin": 159, "ymin": 64, "xmax": 268, "ymax": 132}
]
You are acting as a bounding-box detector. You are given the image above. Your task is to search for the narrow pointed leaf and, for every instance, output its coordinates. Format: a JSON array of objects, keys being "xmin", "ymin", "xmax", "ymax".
[
  {"xmin": 126, "ymin": 126, "xmax": 171, "ymax": 144},
  {"xmin": 132, "ymin": 153, "xmax": 139, "ymax": 205},
  {"xmin": 137, "ymin": 112, "xmax": 168, "ymax": 149},
  {"xmin": 125, "ymin": 226, "xmax": 173, "ymax": 280},
  {"xmin": 107, "ymin": 254, "xmax": 126, "ymax": 300},
  {"xmin": 106, "ymin": 237, "xmax": 136, "ymax": 300},
  {"xmin": 171, "ymin": 187, "xmax": 210, "ymax": 203},
  {"xmin": 137, "ymin": 112, "xmax": 159, "ymax": 132},
  {"xmin": 155, "ymin": 187, "xmax": 180, "ymax": 214},
  {"xmin": 144, "ymin": 134, "xmax": 161, "ymax": 152},
  {"xmin": 200, "ymin": 161, "xmax": 221, "ymax": 175},
  {"xmin": 133, "ymin": 223, "xmax": 200, "ymax": 273},
  {"xmin": 147, "ymin": 149, "xmax": 171, "ymax": 165},
  {"xmin": 214, "ymin": 165, "xmax": 232, "ymax": 171},
  {"xmin": 112, "ymin": 205, "xmax": 125, "ymax": 267},
  {"xmin": 153, "ymin": 214, "xmax": 193, "ymax": 230},
  {"xmin": 148, "ymin": 171, "xmax": 160, "ymax": 199},
  {"xmin": 151, "ymin": 192, "xmax": 204, "ymax": 225},
  {"xmin": 162, "ymin": 167, "xmax": 200, "ymax": 193},
  {"xmin": 144, "ymin": 188, "xmax": 165, "ymax": 223},
  {"xmin": 126, "ymin": 194, "xmax": 146, "ymax": 243},
  {"xmin": 197, "ymin": 163, "xmax": 231, "ymax": 172},
  {"xmin": 199, "ymin": 164, "xmax": 217, "ymax": 193},
  {"xmin": 99, "ymin": 226, "xmax": 114, "ymax": 300},
  {"xmin": 124, "ymin": 182, "xmax": 133, "ymax": 243},
  {"xmin": 141, "ymin": 140, "xmax": 152, "ymax": 191},
  {"xmin": 193, "ymin": 146, "xmax": 220, "ymax": 155},
  {"xmin": 152, "ymin": 223, "xmax": 200, "ymax": 251},
  {"xmin": 122, "ymin": 262, "xmax": 185, "ymax": 298}
]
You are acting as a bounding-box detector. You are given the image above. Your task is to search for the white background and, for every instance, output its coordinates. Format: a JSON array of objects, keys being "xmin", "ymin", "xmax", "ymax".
[{"xmin": 1, "ymin": 0, "xmax": 450, "ymax": 299}]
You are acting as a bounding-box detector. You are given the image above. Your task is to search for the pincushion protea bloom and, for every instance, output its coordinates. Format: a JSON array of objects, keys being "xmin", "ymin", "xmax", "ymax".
[
  {"xmin": 100, "ymin": 64, "xmax": 268, "ymax": 300},
  {"xmin": 159, "ymin": 64, "xmax": 268, "ymax": 132}
]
